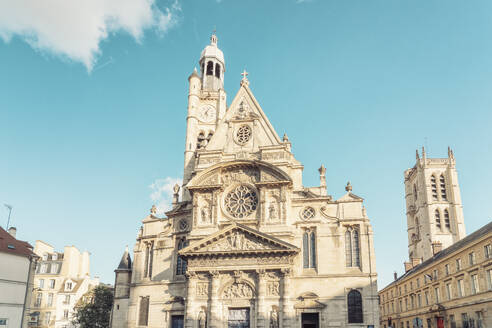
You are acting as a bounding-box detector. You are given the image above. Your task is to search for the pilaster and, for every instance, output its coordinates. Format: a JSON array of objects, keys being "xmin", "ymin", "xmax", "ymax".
[{"xmin": 280, "ymin": 268, "xmax": 293, "ymax": 328}]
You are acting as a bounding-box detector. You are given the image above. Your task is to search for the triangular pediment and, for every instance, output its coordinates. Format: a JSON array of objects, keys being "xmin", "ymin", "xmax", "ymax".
[
  {"xmin": 179, "ymin": 223, "xmax": 299, "ymax": 256},
  {"xmin": 205, "ymin": 84, "xmax": 283, "ymax": 152}
]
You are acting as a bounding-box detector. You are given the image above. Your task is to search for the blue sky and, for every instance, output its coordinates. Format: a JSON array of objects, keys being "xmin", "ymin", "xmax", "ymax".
[{"xmin": 1, "ymin": 0, "xmax": 491, "ymax": 288}]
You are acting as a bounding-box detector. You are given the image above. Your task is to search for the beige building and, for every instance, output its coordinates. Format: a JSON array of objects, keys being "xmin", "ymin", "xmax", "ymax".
[
  {"xmin": 29, "ymin": 241, "xmax": 99, "ymax": 328},
  {"xmin": 111, "ymin": 33, "xmax": 380, "ymax": 328},
  {"xmin": 0, "ymin": 227, "xmax": 37, "ymax": 328},
  {"xmin": 379, "ymin": 150, "xmax": 492, "ymax": 328}
]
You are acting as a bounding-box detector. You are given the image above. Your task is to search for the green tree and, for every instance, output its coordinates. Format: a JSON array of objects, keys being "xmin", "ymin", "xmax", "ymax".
[{"xmin": 72, "ymin": 285, "xmax": 113, "ymax": 328}]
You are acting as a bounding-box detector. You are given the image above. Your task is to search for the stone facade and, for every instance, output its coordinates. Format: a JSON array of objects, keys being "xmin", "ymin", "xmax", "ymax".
[{"xmin": 112, "ymin": 33, "xmax": 379, "ymax": 328}]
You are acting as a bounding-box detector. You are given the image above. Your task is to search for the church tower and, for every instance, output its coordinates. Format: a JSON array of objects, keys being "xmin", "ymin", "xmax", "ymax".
[
  {"xmin": 110, "ymin": 246, "xmax": 132, "ymax": 327},
  {"xmin": 404, "ymin": 147, "xmax": 466, "ymax": 262},
  {"xmin": 183, "ymin": 33, "xmax": 227, "ymax": 191}
]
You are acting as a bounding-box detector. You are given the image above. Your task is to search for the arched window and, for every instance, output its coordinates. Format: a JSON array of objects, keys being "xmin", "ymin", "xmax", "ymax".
[
  {"xmin": 444, "ymin": 209, "xmax": 450, "ymax": 230},
  {"xmin": 201, "ymin": 62, "xmax": 204, "ymax": 75},
  {"xmin": 415, "ymin": 217, "xmax": 420, "ymax": 239},
  {"xmin": 206, "ymin": 61, "xmax": 214, "ymax": 76},
  {"xmin": 176, "ymin": 239, "xmax": 188, "ymax": 275},
  {"xmin": 430, "ymin": 175, "xmax": 438, "ymax": 200},
  {"xmin": 303, "ymin": 230, "xmax": 316, "ymax": 269},
  {"xmin": 345, "ymin": 228, "xmax": 361, "ymax": 268},
  {"xmin": 143, "ymin": 242, "xmax": 154, "ymax": 279},
  {"xmin": 413, "ymin": 184, "xmax": 418, "ymax": 201},
  {"xmin": 435, "ymin": 210, "xmax": 441, "ymax": 230},
  {"xmin": 138, "ymin": 296, "xmax": 149, "ymax": 326},
  {"xmin": 347, "ymin": 290, "xmax": 363, "ymax": 323},
  {"xmin": 440, "ymin": 175, "xmax": 447, "ymax": 200},
  {"xmin": 197, "ymin": 131, "xmax": 206, "ymax": 149},
  {"xmin": 207, "ymin": 132, "xmax": 214, "ymax": 142},
  {"xmin": 215, "ymin": 63, "xmax": 221, "ymax": 78}
]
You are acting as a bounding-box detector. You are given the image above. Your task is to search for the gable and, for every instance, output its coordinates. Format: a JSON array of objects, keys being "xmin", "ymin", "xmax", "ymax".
[
  {"xmin": 179, "ymin": 223, "xmax": 298, "ymax": 256},
  {"xmin": 205, "ymin": 84, "xmax": 283, "ymax": 152}
]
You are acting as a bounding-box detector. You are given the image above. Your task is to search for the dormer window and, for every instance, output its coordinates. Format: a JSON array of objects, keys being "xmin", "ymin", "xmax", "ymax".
[
  {"xmin": 52, "ymin": 253, "xmax": 58, "ymax": 261},
  {"xmin": 66, "ymin": 282, "xmax": 72, "ymax": 291},
  {"xmin": 42, "ymin": 253, "xmax": 48, "ymax": 261}
]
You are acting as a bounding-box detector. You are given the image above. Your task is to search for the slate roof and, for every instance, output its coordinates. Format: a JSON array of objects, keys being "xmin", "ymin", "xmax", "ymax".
[
  {"xmin": 116, "ymin": 247, "xmax": 132, "ymax": 271},
  {"xmin": 0, "ymin": 227, "xmax": 35, "ymax": 258}
]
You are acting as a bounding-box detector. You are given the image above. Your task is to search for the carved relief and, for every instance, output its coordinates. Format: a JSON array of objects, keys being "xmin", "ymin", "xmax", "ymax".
[
  {"xmin": 200, "ymin": 174, "xmax": 220, "ymax": 186},
  {"xmin": 188, "ymin": 255, "xmax": 293, "ymax": 268},
  {"xmin": 221, "ymin": 168, "xmax": 260, "ymax": 185},
  {"xmin": 262, "ymin": 152, "xmax": 287, "ymax": 161},
  {"xmin": 196, "ymin": 282, "xmax": 209, "ymax": 297},
  {"xmin": 197, "ymin": 194, "xmax": 213, "ymax": 225},
  {"xmin": 222, "ymin": 282, "xmax": 254, "ymax": 299},
  {"xmin": 205, "ymin": 231, "xmax": 276, "ymax": 252},
  {"xmin": 267, "ymin": 281, "xmax": 280, "ymax": 296}
]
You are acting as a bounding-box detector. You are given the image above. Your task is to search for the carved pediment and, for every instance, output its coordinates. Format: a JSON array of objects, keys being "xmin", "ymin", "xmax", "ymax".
[{"xmin": 179, "ymin": 223, "xmax": 299, "ymax": 256}]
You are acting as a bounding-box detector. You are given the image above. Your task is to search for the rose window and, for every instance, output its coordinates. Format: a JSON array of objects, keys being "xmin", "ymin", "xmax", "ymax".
[
  {"xmin": 301, "ymin": 207, "xmax": 315, "ymax": 220},
  {"xmin": 224, "ymin": 185, "xmax": 258, "ymax": 218},
  {"xmin": 236, "ymin": 125, "xmax": 252, "ymax": 145}
]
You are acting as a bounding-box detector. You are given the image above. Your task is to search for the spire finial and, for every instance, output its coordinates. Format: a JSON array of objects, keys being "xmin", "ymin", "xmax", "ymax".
[
  {"xmin": 150, "ymin": 205, "xmax": 157, "ymax": 214},
  {"xmin": 345, "ymin": 181, "xmax": 352, "ymax": 192},
  {"xmin": 319, "ymin": 165, "xmax": 326, "ymax": 188},
  {"xmin": 125, "ymin": 245, "xmax": 129, "ymax": 253},
  {"xmin": 416, "ymin": 149, "xmax": 420, "ymax": 160},
  {"xmin": 210, "ymin": 30, "xmax": 218, "ymax": 46},
  {"xmin": 240, "ymin": 69, "xmax": 249, "ymax": 87}
]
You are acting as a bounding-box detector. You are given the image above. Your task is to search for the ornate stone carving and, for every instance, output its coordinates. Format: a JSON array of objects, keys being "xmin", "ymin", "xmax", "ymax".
[
  {"xmin": 235, "ymin": 125, "xmax": 252, "ymax": 145},
  {"xmin": 188, "ymin": 255, "xmax": 293, "ymax": 268},
  {"xmin": 196, "ymin": 282, "xmax": 209, "ymax": 297},
  {"xmin": 301, "ymin": 207, "xmax": 315, "ymax": 220},
  {"xmin": 224, "ymin": 185, "xmax": 258, "ymax": 219},
  {"xmin": 222, "ymin": 282, "xmax": 254, "ymax": 299},
  {"xmin": 200, "ymin": 174, "xmax": 220, "ymax": 186},
  {"xmin": 267, "ymin": 281, "xmax": 280, "ymax": 296},
  {"xmin": 222, "ymin": 168, "xmax": 260, "ymax": 185},
  {"xmin": 205, "ymin": 231, "xmax": 276, "ymax": 252}
]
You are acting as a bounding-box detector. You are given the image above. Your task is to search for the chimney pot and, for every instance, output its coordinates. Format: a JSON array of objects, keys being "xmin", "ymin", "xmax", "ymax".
[
  {"xmin": 8, "ymin": 227, "xmax": 17, "ymax": 238},
  {"xmin": 393, "ymin": 272, "xmax": 398, "ymax": 281},
  {"xmin": 431, "ymin": 241, "xmax": 443, "ymax": 255}
]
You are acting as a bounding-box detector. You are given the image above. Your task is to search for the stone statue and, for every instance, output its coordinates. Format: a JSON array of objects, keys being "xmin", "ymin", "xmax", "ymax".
[
  {"xmin": 201, "ymin": 207, "xmax": 210, "ymax": 224},
  {"xmin": 198, "ymin": 310, "xmax": 207, "ymax": 328},
  {"xmin": 269, "ymin": 203, "xmax": 277, "ymax": 220},
  {"xmin": 270, "ymin": 307, "xmax": 279, "ymax": 328}
]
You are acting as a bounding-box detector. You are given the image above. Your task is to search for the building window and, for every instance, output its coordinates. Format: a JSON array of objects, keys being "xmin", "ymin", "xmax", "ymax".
[
  {"xmin": 456, "ymin": 258, "xmax": 462, "ymax": 271},
  {"xmin": 303, "ymin": 229, "xmax": 317, "ymax": 269},
  {"xmin": 347, "ymin": 290, "xmax": 363, "ymax": 323},
  {"xmin": 433, "ymin": 269, "xmax": 438, "ymax": 280},
  {"xmin": 457, "ymin": 279, "xmax": 465, "ymax": 297},
  {"xmin": 47, "ymin": 293, "xmax": 53, "ymax": 307},
  {"xmin": 45, "ymin": 312, "xmax": 51, "ymax": 325},
  {"xmin": 39, "ymin": 279, "xmax": 44, "ymax": 289},
  {"xmin": 450, "ymin": 315, "xmax": 456, "ymax": 328},
  {"xmin": 49, "ymin": 279, "xmax": 55, "ymax": 289},
  {"xmin": 476, "ymin": 311, "xmax": 483, "ymax": 328},
  {"xmin": 414, "ymin": 184, "xmax": 418, "ymax": 201},
  {"xmin": 444, "ymin": 209, "xmax": 450, "ymax": 230},
  {"xmin": 35, "ymin": 293, "xmax": 42, "ymax": 307},
  {"xmin": 64, "ymin": 295, "xmax": 70, "ymax": 304},
  {"xmin": 50, "ymin": 263, "xmax": 58, "ymax": 274},
  {"xmin": 485, "ymin": 244, "xmax": 491, "ymax": 259},
  {"xmin": 446, "ymin": 283, "xmax": 452, "ymax": 300},
  {"xmin": 144, "ymin": 241, "xmax": 154, "ymax": 279},
  {"xmin": 461, "ymin": 314, "xmax": 469, "ymax": 328},
  {"xmin": 487, "ymin": 269, "xmax": 492, "ymax": 290},
  {"xmin": 63, "ymin": 310, "xmax": 69, "ymax": 320},
  {"xmin": 399, "ymin": 300, "xmax": 402, "ymax": 311},
  {"xmin": 434, "ymin": 287, "xmax": 440, "ymax": 303},
  {"xmin": 176, "ymin": 238, "xmax": 188, "ymax": 275},
  {"xmin": 471, "ymin": 274, "xmax": 479, "ymax": 294},
  {"xmin": 345, "ymin": 228, "xmax": 360, "ymax": 268},
  {"xmin": 215, "ymin": 63, "xmax": 221, "ymax": 78},
  {"xmin": 445, "ymin": 264, "xmax": 450, "ymax": 276},
  {"xmin": 206, "ymin": 61, "xmax": 213, "ymax": 75},
  {"xmin": 138, "ymin": 296, "xmax": 150, "ymax": 326},
  {"xmin": 440, "ymin": 174, "xmax": 447, "ymax": 200},
  {"xmin": 435, "ymin": 210, "xmax": 441, "ymax": 230},
  {"xmin": 417, "ymin": 293, "xmax": 422, "ymax": 307},
  {"xmin": 40, "ymin": 263, "xmax": 47, "ymax": 273},
  {"xmin": 0, "ymin": 319, "xmax": 7, "ymax": 326},
  {"xmin": 430, "ymin": 175, "xmax": 438, "ymax": 200},
  {"xmin": 469, "ymin": 252, "xmax": 475, "ymax": 266},
  {"xmin": 416, "ymin": 278, "xmax": 420, "ymax": 288}
]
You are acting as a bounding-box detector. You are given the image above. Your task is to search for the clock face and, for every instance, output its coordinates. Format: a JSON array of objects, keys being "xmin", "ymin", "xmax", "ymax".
[{"xmin": 198, "ymin": 105, "xmax": 216, "ymax": 123}]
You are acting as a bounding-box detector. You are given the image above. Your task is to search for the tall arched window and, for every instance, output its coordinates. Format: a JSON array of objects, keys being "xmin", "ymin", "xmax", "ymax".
[
  {"xmin": 430, "ymin": 175, "xmax": 438, "ymax": 200},
  {"xmin": 413, "ymin": 184, "xmax": 418, "ymax": 201},
  {"xmin": 176, "ymin": 239, "xmax": 188, "ymax": 275},
  {"xmin": 347, "ymin": 290, "xmax": 363, "ymax": 323},
  {"xmin": 215, "ymin": 63, "xmax": 221, "ymax": 78},
  {"xmin": 143, "ymin": 241, "xmax": 154, "ymax": 278},
  {"xmin": 206, "ymin": 61, "xmax": 214, "ymax": 75},
  {"xmin": 435, "ymin": 210, "xmax": 441, "ymax": 230},
  {"xmin": 444, "ymin": 209, "xmax": 450, "ymax": 230},
  {"xmin": 440, "ymin": 175, "xmax": 447, "ymax": 200},
  {"xmin": 345, "ymin": 228, "xmax": 361, "ymax": 268},
  {"xmin": 303, "ymin": 230, "xmax": 316, "ymax": 269},
  {"xmin": 138, "ymin": 296, "xmax": 150, "ymax": 326}
]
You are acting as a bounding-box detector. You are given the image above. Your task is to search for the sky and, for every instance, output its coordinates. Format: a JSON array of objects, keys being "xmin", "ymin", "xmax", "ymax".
[{"xmin": 1, "ymin": 0, "xmax": 492, "ymax": 288}]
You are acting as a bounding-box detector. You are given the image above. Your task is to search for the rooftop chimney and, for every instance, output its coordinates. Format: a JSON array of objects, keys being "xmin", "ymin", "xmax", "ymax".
[
  {"xmin": 432, "ymin": 241, "xmax": 443, "ymax": 255},
  {"xmin": 412, "ymin": 257, "xmax": 422, "ymax": 267},
  {"xmin": 8, "ymin": 227, "xmax": 17, "ymax": 239},
  {"xmin": 393, "ymin": 272, "xmax": 398, "ymax": 281}
]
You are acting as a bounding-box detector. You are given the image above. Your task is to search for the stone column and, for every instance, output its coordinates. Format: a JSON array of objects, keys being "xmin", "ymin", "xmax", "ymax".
[
  {"xmin": 209, "ymin": 271, "xmax": 221, "ymax": 328},
  {"xmin": 280, "ymin": 268, "xmax": 293, "ymax": 328},
  {"xmin": 185, "ymin": 272, "xmax": 197, "ymax": 328},
  {"xmin": 256, "ymin": 269, "xmax": 267, "ymax": 328}
]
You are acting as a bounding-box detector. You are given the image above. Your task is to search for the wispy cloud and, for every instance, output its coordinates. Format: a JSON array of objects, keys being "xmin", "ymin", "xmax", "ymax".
[
  {"xmin": 0, "ymin": 0, "xmax": 181, "ymax": 72},
  {"xmin": 149, "ymin": 177, "xmax": 182, "ymax": 215}
]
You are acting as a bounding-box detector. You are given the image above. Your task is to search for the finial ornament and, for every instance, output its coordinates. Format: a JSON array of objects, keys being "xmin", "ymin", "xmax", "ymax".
[
  {"xmin": 416, "ymin": 149, "xmax": 420, "ymax": 160},
  {"xmin": 318, "ymin": 164, "xmax": 326, "ymax": 175},
  {"xmin": 210, "ymin": 31, "xmax": 218, "ymax": 46},
  {"xmin": 283, "ymin": 133, "xmax": 289, "ymax": 142},
  {"xmin": 173, "ymin": 183, "xmax": 180, "ymax": 194},
  {"xmin": 150, "ymin": 205, "xmax": 157, "ymax": 214},
  {"xmin": 345, "ymin": 181, "xmax": 352, "ymax": 192},
  {"xmin": 240, "ymin": 69, "xmax": 249, "ymax": 86}
]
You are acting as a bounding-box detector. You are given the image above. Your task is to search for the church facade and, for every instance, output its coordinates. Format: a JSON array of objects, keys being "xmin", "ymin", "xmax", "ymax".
[{"xmin": 111, "ymin": 34, "xmax": 379, "ymax": 328}]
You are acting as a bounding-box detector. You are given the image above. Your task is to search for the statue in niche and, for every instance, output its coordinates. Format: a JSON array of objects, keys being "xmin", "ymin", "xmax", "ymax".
[
  {"xmin": 270, "ymin": 306, "xmax": 279, "ymax": 328},
  {"xmin": 198, "ymin": 310, "xmax": 207, "ymax": 328},
  {"xmin": 200, "ymin": 206, "xmax": 211, "ymax": 224},
  {"xmin": 268, "ymin": 202, "xmax": 277, "ymax": 220}
]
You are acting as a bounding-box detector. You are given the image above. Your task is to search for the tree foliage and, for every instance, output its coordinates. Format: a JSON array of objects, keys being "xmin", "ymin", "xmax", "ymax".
[{"xmin": 72, "ymin": 285, "xmax": 113, "ymax": 328}]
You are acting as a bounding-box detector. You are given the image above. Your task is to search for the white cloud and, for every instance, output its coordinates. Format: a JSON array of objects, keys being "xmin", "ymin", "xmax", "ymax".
[
  {"xmin": 149, "ymin": 177, "xmax": 182, "ymax": 215},
  {"xmin": 0, "ymin": 0, "xmax": 180, "ymax": 71}
]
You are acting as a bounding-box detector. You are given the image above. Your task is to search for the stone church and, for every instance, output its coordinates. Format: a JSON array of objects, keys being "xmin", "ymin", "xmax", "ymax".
[{"xmin": 111, "ymin": 34, "xmax": 379, "ymax": 328}]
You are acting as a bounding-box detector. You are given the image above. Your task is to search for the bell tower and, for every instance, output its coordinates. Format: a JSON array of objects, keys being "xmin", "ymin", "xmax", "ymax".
[
  {"xmin": 404, "ymin": 147, "xmax": 466, "ymax": 262},
  {"xmin": 183, "ymin": 33, "xmax": 227, "ymax": 194}
]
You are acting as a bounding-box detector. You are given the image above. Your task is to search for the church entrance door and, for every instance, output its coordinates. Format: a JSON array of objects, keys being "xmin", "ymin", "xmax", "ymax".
[
  {"xmin": 301, "ymin": 313, "xmax": 319, "ymax": 328},
  {"xmin": 228, "ymin": 308, "xmax": 250, "ymax": 328},
  {"xmin": 171, "ymin": 315, "xmax": 184, "ymax": 328}
]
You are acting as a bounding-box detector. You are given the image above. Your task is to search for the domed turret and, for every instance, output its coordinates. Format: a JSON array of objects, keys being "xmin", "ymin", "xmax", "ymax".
[{"xmin": 199, "ymin": 33, "xmax": 225, "ymax": 91}]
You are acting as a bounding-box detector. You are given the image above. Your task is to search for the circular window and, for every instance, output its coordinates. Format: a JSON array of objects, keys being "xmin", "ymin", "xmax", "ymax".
[
  {"xmin": 301, "ymin": 207, "xmax": 315, "ymax": 220},
  {"xmin": 178, "ymin": 219, "xmax": 189, "ymax": 231},
  {"xmin": 224, "ymin": 185, "xmax": 258, "ymax": 219},
  {"xmin": 236, "ymin": 125, "xmax": 252, "ymax": 145}
]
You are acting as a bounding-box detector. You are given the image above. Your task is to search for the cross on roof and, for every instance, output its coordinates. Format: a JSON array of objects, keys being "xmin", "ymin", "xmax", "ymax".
[{"xmin": 241, "ymin": 69, "xmax": 249, "ymax": 80}]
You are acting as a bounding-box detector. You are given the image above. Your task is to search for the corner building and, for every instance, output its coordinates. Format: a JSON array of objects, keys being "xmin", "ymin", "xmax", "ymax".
[{"xmin": 112, "ymin": 34, "xmax": 379, "ymax": 328}]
